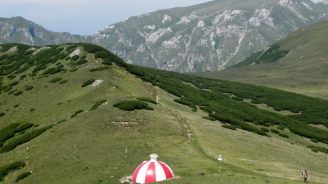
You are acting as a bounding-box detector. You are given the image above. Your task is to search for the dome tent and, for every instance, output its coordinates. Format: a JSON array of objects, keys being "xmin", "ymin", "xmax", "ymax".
[{"xmin": 132, "ymin": 154, "xmax": 174, "ymax": 184}]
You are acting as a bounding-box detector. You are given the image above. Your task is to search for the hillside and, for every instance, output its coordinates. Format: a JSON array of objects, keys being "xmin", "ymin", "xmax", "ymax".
[
  {"xmin": 1, "ymin": 0, "xmax": 328, "ymax": 73},
  {"xmin": 0, "ymin": 43, "xmax": 327, "ymax": 184},
  {"xmin": 0, "ymin": 17, "xmax": 87, "ymax": 45},
  {"xmin": 199, "ymin": 21, "xmax": 328, "ymax": 100}
]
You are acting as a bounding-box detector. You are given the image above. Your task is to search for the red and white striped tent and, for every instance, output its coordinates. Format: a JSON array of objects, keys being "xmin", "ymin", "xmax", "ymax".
[{"xmin": 132, "ymin": 154, "xmax": 174, "ymax": 184}]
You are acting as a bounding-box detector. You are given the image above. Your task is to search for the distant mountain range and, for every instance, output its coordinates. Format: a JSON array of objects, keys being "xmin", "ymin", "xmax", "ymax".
[
  {"xmin": 0, "ymin": 17, "xmax": 87, "ymax": 45},
  {"xmin": 0, "ymin": 0, "xmax": 328, "ymax": 72},
  {"xmin": 199, "ymin": 21, "xmax": 328, "ymax": 99}
]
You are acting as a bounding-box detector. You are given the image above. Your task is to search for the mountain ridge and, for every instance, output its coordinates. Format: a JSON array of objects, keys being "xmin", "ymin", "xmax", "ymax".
[
  {"xmin": 90, "ymin": 0, "xmax": 328, "ymax": 72},
  {"xmin": 0, "ymin": 16, "xmax": 87, "ymax": 45}
]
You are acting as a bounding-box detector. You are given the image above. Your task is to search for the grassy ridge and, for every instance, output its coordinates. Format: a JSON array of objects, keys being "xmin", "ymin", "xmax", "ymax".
[
  {"xmin": 0, "ymin": 43, "xmax": 327, "ymax": 183},
  {"xmin": 36, "ymin": 43, "xmax": 328, "ymax": 143}
]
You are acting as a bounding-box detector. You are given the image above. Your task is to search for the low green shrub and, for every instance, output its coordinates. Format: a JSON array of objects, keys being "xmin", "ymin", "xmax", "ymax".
[
  {"xmin": 271, "ymin": 129, "xmax": 279, "ymax": 134},
  {"xmin": 137, "ymin": 97, "xmax": 157, "ymax": 104},
  {"xmin": 0, "ymin": 125, "xmax": 51, "ymax": 153},
  {"xmin": 222, "ymin": 124, "xmax": 237, "ymax": 130},
  {"xmin": 232, "ymin": 96, "xmax": 244, "ymax": 101},
  {"xmin": 251, "ymin": 100, "xmax": 262, "ymax": 104},
  {"xmin": 59, "ymin": 80, "xmax": 68, "ymax": 84},
  {"xmin": 277, "ymin": 125, "xmax": 286, "ymax": 130},
  {"xmin": 261, "ymin": 127, "xmax": 270, "ymax": 132},
  {"xmin": 307, "ymin": 145, "xmax": 328, "ymax": 154},
  {"xmin": 69, "ymin": 68, "xmax": 78, "ymax": 72},
  {"xmin": 15, "ymin": 171, "xmax": 31, "ymax": 182},
  {"xmin": 15, "ymin": 123, "xmax": 34, "ymax": 133},
  {"xmin": 8, "ymin": 89, "xmax": 17, "ymax": 95},
  {"xmin": 71, "ymin": 110, "xmax": 83, "ymax": 118},
  {"xmin": 81, "ymin": 79, "xmax": 95, "ymax": 87},
  {"xmin": 0, "ymin": 54, "xmax": 8, "ymax": 61},
  {"xmin": 174, "ymin": 98, "xmax": 196, "ymax": 109},
  {"xmin": 102, "ymin": 60, "xmax": 112, "ymax": 65},
  {"xmin": 311, "ymin": 139, "xmax": 319, "ymax": 143},
  {"xmin": 24, "ymin": 86, "xmax": 33, "ymax": 91},
  {"xmin": 90, "ymin": 100, "xmax": 107, "ymax": 111},
  {"xmin": 20, "ymin": 75, "xmax": 26, "ymax": 80},
  {"xmin": 202, "ymin": 116, "xmax": 216, "ymax": 121},
  {"xmin": 0, "ymin": 112, "xmax": 5, "ymax": 117},
  {"xmin": 71, "ymin": 55, "xmax": 79, "ymax": 61},
  {"xmin": 113, "ymin": 100, "xmax": 154, "ymax": 111},
  {"xmin": 8, "ymin": 75, "xmax": 16, "ymax": 80},
  {"xmin": 9, "ymin": 81, "xmax": 19, "ymax": 86},
  {"xmin": 41, "ymin": 66, "xmax": 64, "ymax": 75},
  {"xmin": 74, "ymin": 59, "xmax": 87, "ymax": 65},
  {"xmin": 0, "ymin": 161, "xmax": 25, "ymax": 181},
  {"xmin": 49, "ymin": 77, "xmax": 62, "ymax": 83},
  {"xmin": 14, "ymin": 91, "xmax": 23, "ymax": 96},
  {"xmin": 278, "ymin": 132, "xmax": 289, "ymax": 138},
  {"xmin": 0, "ymin": 123, "xmax": 20, "ymax": 145},
  {"xmin": 57, "ymin": 119, "xmax": 67, "ymax": 124}
]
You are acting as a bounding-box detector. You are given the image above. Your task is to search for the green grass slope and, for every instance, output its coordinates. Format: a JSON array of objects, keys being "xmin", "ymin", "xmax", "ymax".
[
  {"xmin": 0, "ymin": 43, "xmax": 327, "ymax": 184},
  {"xmin": 199, "ymin": 21, "xmax": 328, "ymax": 100}
]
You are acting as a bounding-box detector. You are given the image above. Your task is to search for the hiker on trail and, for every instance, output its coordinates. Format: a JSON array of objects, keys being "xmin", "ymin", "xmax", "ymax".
[{"xmin": 302, "ymin": 169, "xmax": 308, "ymax": 183}]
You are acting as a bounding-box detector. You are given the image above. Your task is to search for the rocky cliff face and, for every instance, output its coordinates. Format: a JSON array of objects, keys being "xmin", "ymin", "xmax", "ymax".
[{"xmin": 90, "ymin": 0, "xmax": 328, "ymax": 72}]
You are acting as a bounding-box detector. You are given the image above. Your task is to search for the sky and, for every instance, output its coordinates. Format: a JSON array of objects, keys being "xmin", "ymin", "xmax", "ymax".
[
  {"xmin": 0, "ymin": 0, "xmax": 211, "ymax": 35},
  {"xmin": 0, "ymin": 0, "xmax": 322, "ymax": 35}
]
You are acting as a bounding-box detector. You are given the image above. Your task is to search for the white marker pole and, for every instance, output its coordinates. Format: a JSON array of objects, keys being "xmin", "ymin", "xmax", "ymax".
[{"xmin": 218, "ymin": 155, "xmax": 223, "ymax": 172}]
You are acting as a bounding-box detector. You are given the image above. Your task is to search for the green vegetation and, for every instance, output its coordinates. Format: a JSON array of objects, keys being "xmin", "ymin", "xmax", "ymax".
[
  {"xmin": 89, "ymin": 100, "xmax": 107, "ymax": 111},
  {"xmin": 71, "ymin": 110, "xmax": 84, "ymax": 118},
  {"xmin": 124, "ymin": 65, "xmax": 328, "ymax": 143},
  {"xmin": 307, "ymin": 145, "xmax": 328, "ymax": 154},
  {"xmin": 59, "ymin": 80, "xmax": 68, "ymax": 84},
  {"xmin": 9, "ymin": 81, "xmax": 19, "ymax": 86},
  {"xmin": 49, "ymin": 77, "xmax": 62, "ymax": 83},
  {"xmin": 15, "ymin": 171, "xmax": 31, "ymax": 182},
  {"xmin": 14, "ymin": 91, "xmax": 23, "ymax": 96},
  {"xmin": 102, "ymin": 60, "xmax": 112, "ymax": 65},
  {"xmin": 24, "ymin": 85, "xmax": 33, "ymax": 91},
  {"xmin": 0, "ymin": 123, "xmax": 34, "ymax": 147},
  {"xmin": 113, "ymin": 100, "xmax": 154, "ymax": 111},
  {"xmin": 0, "ymin": 112, "xmax": 5, "ymax": 117},
  {"xmin": 0, "ymin": 126, "xmax": 51, "ymax": 153},
  {"xmin": 233, "ymin": 44, "xmax": 289, "ymax": 67},
  {"xmin": 278, "ymin": 132, "xmax": 289, "ymax": 138},
  {"xmin": 70, "ymin": 55, "xmax": 79, "ymax": 61},
  {"xmin": 231, "ymin": 96, "xmax": 244, "ymax": 101},
  {"xmin": 136, "ymin": 97, "xmax": 157, "ymax": 104},
  {"xmin": 81, "ymin": 79, "xmax": 95, "ymax": 87},
  {"xmin": 0, "ymin": 161, "xmax": 25, "ymax": 181}
]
